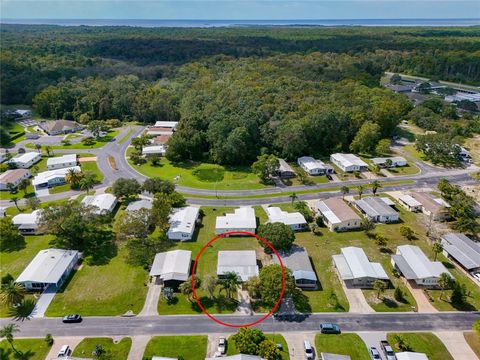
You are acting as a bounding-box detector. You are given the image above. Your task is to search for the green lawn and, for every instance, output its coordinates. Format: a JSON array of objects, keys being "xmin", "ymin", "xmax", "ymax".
[
  {"xmin": 387, "ymin": 333, "xmax": 454, "ymax": 360},
  {"xmin": 129, "ymin": 155, "xmax": 268, "ymax": 190},
  {"xmin": 143, "ymin": 336, "xmax": 207, "ymax": 360},
  {"xmin": 402, "ymin": 144, "xmax": 427, "ymax": 162},
  {"xmin": 387, "ymin": 164, "xmax": 420, "ymax": 176},
  {"xmin": 72, "ymin": 337, "xmax": 132, "ymax": 359},
  {"xmin": 46, "ymin": 245, "xmax": 148, "ymax": 316},
  {"xmin": 464, "ymin": 332, "xmax": 480, "ymax": 359},
  {"xmin": 0, "ymin": 339, "xmax": 51, "ymax": 360},
  {"xmin": 80, "ymin": 159, "xmax": 104, "ymax": 182},
  {"xmin": 315, "ymin": 333, "xmax": 370, "ymax": 360},
  {"xmin": 227, "ymin": 334, "xmax": 289, "ymax": 359}
]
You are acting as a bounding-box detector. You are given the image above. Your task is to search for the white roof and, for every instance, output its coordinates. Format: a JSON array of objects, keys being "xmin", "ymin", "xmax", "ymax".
[
  {"xmin": 297, "ymin": 156, "xmax": 328, "ymax": 171},
  {"xmin": 399, "ymin": 194, "xmax": 422, "ymax": 208},
  {"xmin": 81, "ymin": 193, "xmax": 117, "ymax": 213},
  {"xmin": 154, "ymin": 121, "xmax": 178, "ymax": 128},
  {"xmin": 433, "ymin": 197, "xmax": 451, "ymax": 208},
  {"xmin": 168, "ymin": 206, "xmax": 199, "ymax": 235},
  {"xmin": 149, "ymin": 250, "xmax": 192, "ymax": 281},
  {"xmin": 216, "ymin": 207, "xmax": 256, "ymax": 230},
  {"xmin": 12, "ymin": 209, "xmax": 42, "ymax": 227},
  {"xmin": 331, "ymin": 153, "xmax": 368, "ymax": 168},
  {"xmin": 266, "ymin": 207, "xmax": 307, "ymax": 226},
  {"xmin": 441, "ymin": 233, "xmax": 480, "ymax": 270},
  {"xmin": 9, "ymin": 152, "xmax": 40, "ymax": 164},
  {"xmin": 371, "ymin": 156, "xmax": 407, "ymax": 164},
  {"xmin": 394, "ymin": 245, "xmax": 451, "ymax": 280},
  {"xmin": 46, "ymin": 154, "xmax": 77, "ymax": 167},
  {"xmin": 395, "ymin": 352, "xmax": 428, "ymax": 360},
  {"xmin": 16, "ymin": 248, "xmax": 79, "ymax": 284},
  {"xmin": 126, "ymin": 199, "xmax": 153, "ymax": 212},
  {"xmin": 334, "ymin": 246, "xmax": 388, "ymax": 280},
  {"xmin": 142, "ymin": 145, "xmax": 166, "ymax": 155},
  {"xmin": 32, "ymin": 166, "xmax": 81, "ymax": 186},
  {"xmin": 217, "ymin": 250, "xmax": 259, "ymax": 281}
]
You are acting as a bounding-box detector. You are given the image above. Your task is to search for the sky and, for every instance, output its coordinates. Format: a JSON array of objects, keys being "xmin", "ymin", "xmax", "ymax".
[{"xmin": 1, "ymin": 0, "xmax": 479, "ymax": 20}]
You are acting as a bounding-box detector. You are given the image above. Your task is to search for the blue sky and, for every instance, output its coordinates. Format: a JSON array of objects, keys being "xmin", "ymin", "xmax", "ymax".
[{"xmin": 1, "ymin": 0, "xmax": 478, "ymax": 20}]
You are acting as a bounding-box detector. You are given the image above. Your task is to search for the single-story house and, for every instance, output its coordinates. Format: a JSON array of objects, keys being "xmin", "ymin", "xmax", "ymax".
[
  {"xmin": 12, "ymin": 209, "xmax": 42, "ymax": 234},
  {"xmin": 330, "ymin": 153, "xmax": 368, "ymax": 172},
  {"xmin": 410, "ymin": 192, "xmax": 451, "ymax": 221},
  {"xmin": 167, "ymin": 206, "xmax": 200, "ymax": 241},
  {"xmin": 0, "ymin": 169, "xmax": 30, "ymax": 191},
  {"xmin": 398, "ymin": 194, "xmax": 423, "ymax": 212},
  {"xmin": 149, "ymin": 250, "xmax": 192, "ymax": 288},
  {"xmin": 371, "ymin": 156, "xmax": 407, "ymax": 168},
  {"xmin": 32, "ymin": 166, "xmax": 81, "ymax": 189},
  {"xmin": 352, "ymin": 196, "xmax": 399, "ymax": 223},
  {"xmin": 154, "ymin": 121, "xmax": 178, "ymax": 129},
  {"xmin": 8, "ymin": 152, "xmax": 41, "ymax": 169},
  {"xmin": 206, "ymin": 356, "xmax": 262, "ymax": 360},
  {"xmin": 217, "ymin": 250, "xmax": 259, "ymax": 282},
  {"xmin": 385, "ymin": 83, "xmax": 414, "ymax": 93},
  {"xmin": 39, "ymin": 120, "xmax": 84, "ymax": 135},
  {"xmin": 441, "ymin": 233, "xmax": 480, "ymax": 272},
  {"xmin": 215, "ymin": 207, "xmax": 256, "ymax": 234},
  {"xmin": 81, "ymin": 193, "xmax": 118, "ymax": 214},
  {"xmin": 16, "ymin": 248, "xmax": 80, "ymax": 291},
  {"xmin": 126, "ymin": 198, "xmax": 153, "ymax": 212},
  {"xmin": 332, "ymin": 246, "xmax": 389, "ymax": 288},
  {"xmin": 265, "ymin": 206, "xmax": 307, "ymax": 231},
  {"xmin": 395, "ymin": 352, "xmax": 428, "ymax": 360},
  {"xmin": 272, "ymin": 246, "xmax": 317, "ymax": 289},
  {"xmin": 297, "ymin": 156, "xmax": 333, "ymax": 175},
  {"xmin": 142, "ymin": 145, "xmax": 166, "ymax": 156},
  {"xmin": 316, "ymin": 197, "xmax": 362, "ymax": 232},
  {"xmin": 391, "ymin": 245, "xmax": 451, "ymax": 287},
  {"xmin": 146, "ymin": 121, "xmax": 178, "ymax": 136},
  {"xmin": 321, "ymin": 354, "xmax": 351, "ymax": 360},
  {"xmin": 151, "ymin": 135, "xmax": 171, "ymax": 145},
  {"xmin": 14, "ymin": 109, "xmax": 32, "ymax": 117},
  {"xmin": 46, "ymin": 154, "xmax": 78, "ymax": 170},
  {"xmin": 276, "ymin": 159, "xmax": 296, "ymax": 178}
]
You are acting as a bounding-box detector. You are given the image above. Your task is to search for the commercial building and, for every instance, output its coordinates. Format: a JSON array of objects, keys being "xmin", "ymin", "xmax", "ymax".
[
  {"xmin": 276, "ymin": 159, "xmax": 296, "ymax": 178},
  {"xmin": 398, "ymin": 194, "xmax": 423, "ymax": 212},
  {"xmin": 215, "ymin": 207, "xmax": 256, "ymax": 234},
  {"xmin": 297, "ymin": 156, "xmax": 333, "ymax": 175},
  {"xmin": 16, "ymin": 249, "xmax": 80, "ymax": 291},
  {"xmin": 410, "ymin": 192, "xmax": 450, "ymax": 221},
  {"xmin": 0, "ymin": 169, "xmax": 30, "ymax": 191},
  {"xmin": 32, "ymin": 166, "xmax": 81, "ymax": 190},
  {"xmin": 273, "ymin": 246, "xmax": 317, "ymax": 289},
  {"xmin": 352, "ymin": 196, "xmax": 399, "ymax": 223},
  {"xmin": 333, "ymin": 246, "xmax": 389, "ymax": 288},
  {"xmin": 217, "ymin": 250, "xmax": 259, "ymax": 281},
  {"xmin": 149, "ymin": 250, "xmax": 192, "ymax": 288},
  {"xmin": 441, "ymin": 233, "xmax": 480, "ymax": 272},
  {"xmin": 371, "ymin": 156, "xmax": 407, "ymax": 168},
  {"xmin": 167, "ymin": 206, "xmax": 200, "ymax": 241},
  {"xmin": 39, "ymin": 120, "xmax": 84, "ymax": 135},
  {"xmin": 391, "ymin": 245, "xmax": 451, "ymax": 287},
  {"xmin": 8, "ymin": 152, "xmax": 41, "ymax": 169},
  {"xmin": 330, "ymin": 153, "xmax": 368, "ymax": 172},
  {"xmin": 81, "ymin": 193, "xmax": 118, "ymax": 214},
  {"xmin": 12, "ymin": 210, "xmax": 42, "ymax": 234},
  {"xmin": 316, "ymin": 197, "xmax": 362, "ymax": 232},
  {"xmin": 265, "ymin": 206, "xmax": 307, "ymax": 231},
  {"xmin": 46, "ymin": 154, "xmax": 78, "ymax": 170}
]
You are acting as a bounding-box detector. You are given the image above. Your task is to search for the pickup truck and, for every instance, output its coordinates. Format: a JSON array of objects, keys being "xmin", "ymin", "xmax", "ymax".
[{"xmin": 380, "ymin": 340, "xmax": 397, "ymax": 360}]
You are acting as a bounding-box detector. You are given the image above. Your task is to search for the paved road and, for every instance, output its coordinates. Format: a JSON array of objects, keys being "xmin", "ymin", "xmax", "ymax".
[{"xmin": 2, "ymin": 313, "xmax": 478, "ymax": 338}]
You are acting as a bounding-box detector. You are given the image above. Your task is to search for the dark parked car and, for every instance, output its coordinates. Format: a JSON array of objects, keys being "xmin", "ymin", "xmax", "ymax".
[
  {"xmin": 326, "ymin": 174, "xmax": 333, "ymax": 180},
  {"xmin": 320, "ymin": 323, "xmax": 341, "ymax": 334},
  {"xmin": 62, "ymin": 314, "xmax": 82, "ymax": 323}
]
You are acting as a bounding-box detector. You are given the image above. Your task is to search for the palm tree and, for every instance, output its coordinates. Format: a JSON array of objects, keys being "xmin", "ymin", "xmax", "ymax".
[
  {"xmin": 18, "ymin": 178, "xmax": 30, "ymax": 197},
  {"xmin": 66, "ymin": 169, "xmax": 82, "ymax": 188},
  {"xmin": 0, "ymin": 324, "xmax": 21, "ymax": 356},
  {"xmin": 179, "ymin": 281, "xmax": 193, "ymax": 302},
  {"xmin": 34, "ymin": 143, "xmax": 42, "ymax": 153},
  {"xmin": 341, "ymin": 186, "xmax": 349, "ymax": 199},
  {"xmin": 220, "ymin": 272, "xmax": 239, "ymax": 299},
  {"xmin": 0, "ymin": 282, "xmax": 26, "ymax": 307},
  {"xmin": 79, "ymin": 173, "xmax": 96, "ymax": 194},
  {"xmin": 432, "ymin": 242, "xmax": 443, "ymax": 261},
  {"xmin": 438, "ymin": 272, "xmax": 452, "ymax": 300},
  {"xmin": 6, "ymin": 183, "xmax": 15, "ymax": 194},
  {"xmin": 202, "ymin": 275, "xmax": 218, "ymax": 300},
  {"xmin": 289, "ymin": 192, "xmax": 298, "ymax": 205},
  {"xmin": 45, "ymin": 146, "xmax": 52, "ymax": 157},
  {"xmin": 357, "ymin": 185, "xmax": 364, "ymax": 199},
  {"xmin": 10, "ymin": 197, "xmax": 20, "ymax": 211},
  {"xmin": 131, "ymin": 134, "xmax": 150, "ymax": 152},
  {"xmin": 373, "ymin": 280, "xmax": 386, "ymax": 299},
  {"xmin": 371, "ymin": 180, "xmax": 381, "ymax": 196}
]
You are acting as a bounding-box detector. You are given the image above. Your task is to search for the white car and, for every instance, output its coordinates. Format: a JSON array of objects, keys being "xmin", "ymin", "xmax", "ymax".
[
  {"xmin": 217, "ymin": 337, "xmax": 226, "ymax": 354},
  {"xmin": 472, "ymin": 272, "xmax": 480, "ymax": 282},
  {"xmin": 57, "ymin": 345, "xmax": 70, "ymax": 357}
]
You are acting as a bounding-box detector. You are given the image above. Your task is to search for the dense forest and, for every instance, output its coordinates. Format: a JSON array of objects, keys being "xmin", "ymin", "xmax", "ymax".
[{"xmin": 1, "ymin": 25, "xmax": 480, "ymax": 164}]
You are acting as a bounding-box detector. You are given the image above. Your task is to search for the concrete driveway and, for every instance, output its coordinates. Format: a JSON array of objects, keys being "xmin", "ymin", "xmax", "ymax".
[
  {"xmin": 45, "ymin": 336, "xmax": 83, "ymax": 359},
  {"xmin": 342, "ymin": 283, "xmax": 375, "ymax": 313},
  {"xmin": 404, "ymin": 280, "xmax": 438, "ymax": 313},
  {"xmin": 435, "ymin": 331, "xmax": 479, "ymax": 360},
  {"xmin": 282, "ymin": 331, "xmax": 316, "ymax": 360},
  {"xmin": 358, "ymin": 331, "xmax": 387, "ymax": 360}
]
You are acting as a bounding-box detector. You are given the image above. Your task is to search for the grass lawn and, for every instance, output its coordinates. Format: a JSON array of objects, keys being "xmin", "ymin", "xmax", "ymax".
[
  {"xmin": 0, "ymin": 339, "xmax": 51, "ymax": 360},
  {"xmin": 158, "ymin": 206, "xmax": 266, "ymax": 315},
  {"xmin": 387, "ymin": 333, "xmax": 454, "ymax": 360},
  {"xmin": 80, "ymin": 159, "xmax": 104, "ymax": 182},
  {"xmin": 129, "ymin": 156, "xmax": 268, "ymax": 190},
  {"xmin": 386, "ymin": 163, "xmax": 420, "ymax": 176},
  {"xmin": 402, "ymin": 144, "xmax": 427, "ymax": 162},
  {"xmin": 72, "ymin": 337, "xmax": 132, "ymax": 359},
  {"xmin": 46, "ymin": 245, "xmax": 148, "ymax": 316},
  {"xmin": 464, "ymin": 332, "xmax": 480, "ymax": 358},
  {"xmin": 143, "ymin": 336, "xmax": 207, "ymax": 360},
  {"xmin": 315, "ymin": 333, "xmax": 370, "ymax": 360},
  {"xmin": 227, "ymin": 333, "xmax": 289, "ymax": 359}
]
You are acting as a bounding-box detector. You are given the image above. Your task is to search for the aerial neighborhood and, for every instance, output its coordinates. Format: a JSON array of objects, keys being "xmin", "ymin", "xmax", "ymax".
[{"xmin": 0, "ymin": 20, "xmax": 480, "ymax": 360}]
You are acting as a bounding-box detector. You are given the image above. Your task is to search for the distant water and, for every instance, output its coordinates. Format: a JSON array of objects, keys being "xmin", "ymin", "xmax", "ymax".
[{"xmin": 1, "ymin": 18, "xmax": 480, "ymax": 27}]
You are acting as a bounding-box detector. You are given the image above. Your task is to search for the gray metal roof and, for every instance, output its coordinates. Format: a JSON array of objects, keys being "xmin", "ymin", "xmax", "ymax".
[
  {"xmin": 126, "ymin": 199, "xmax": 153, "ymax": 212},
  {"xmin": 354, "ymin": 196, "xmax": 398, "ymax": 217},
  {"xmin": 217, "ymin": 250, "xmax": 259, "ymax": 281},
  {"xmin": 272, "ymin": 246, "xmax": 317, "ymax": 282},
  {"xmin": 441, "ymin": 233, "xmax": 480, "ymax": 270},
  {"xmin": 393, "ymin": 245, "xmax": 451, "ymax": 280},
  {"xmin": 150, "ymin": 250, "xmax": 192, "ymax": 281}
]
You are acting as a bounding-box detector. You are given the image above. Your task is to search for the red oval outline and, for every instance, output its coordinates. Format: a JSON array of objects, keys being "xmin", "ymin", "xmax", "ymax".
[{"xmin": 191, "ymin": 230, "xmax": 286, "ymax": 328}]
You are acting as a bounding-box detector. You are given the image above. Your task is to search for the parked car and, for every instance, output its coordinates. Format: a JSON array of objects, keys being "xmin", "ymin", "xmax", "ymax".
[
  {"xmin": 304, "ymin": 340, "xmax": 314, "ymax": 359},
  {"xmin": 369, "ymin": 347, "xmax": 381, "ymax": 359},
  {"xmin": 57, "ymin": 345, "xmax": 70, "ymax": 357},
  {"xmin": 471, "ymin": 272, "xmax": 480, "ymax": 282},
  {"xmin": 217, "ymin": 337, "xmax": 226, "ymax": 354},
  {"xmin": 326, "ymin": 174, "xmax": 333, "ymax": 180},
  {"xmin": 320, "ymin": 323, "xmax": 341, "ymax": 334},
  {"xmin": 380, "ymin": 340, "xmax": 397, "ymax": 360},
  {"xmin": 62, "ymin": 314, "xmax": 82, "ymax": 323}
]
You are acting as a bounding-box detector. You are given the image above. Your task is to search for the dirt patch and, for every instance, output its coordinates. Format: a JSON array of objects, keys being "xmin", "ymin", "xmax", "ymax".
[
  {"xmin": 108, "ymin": 156, "xmax": 118, "ymax": 170},
  {"xmin": 79, "ymin": 157, "xmax": 97, "ymax": 162}
]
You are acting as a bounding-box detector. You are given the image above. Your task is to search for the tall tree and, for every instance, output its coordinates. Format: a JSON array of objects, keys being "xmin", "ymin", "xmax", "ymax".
[
  {"xmin": 0, "ymin": 217, "xmax": 24, "ymax": 251},
  {"xmin": 202, "ymin": 275, "xmax": 217, "ymax": 300},
  {"xmin": 438, "ymin": 272, "xmax": 453, "ymax": 301},
  {"xmin": 251, "ymin": 154, "xmax": 279, "ymax": 184},
  {"xmin": 432, "ymin": 242, "xmax": 444, "ymax": 261},
  {"xmin": 112, "ymin": 178, "xmax": 141, "ymax": 200},
  {"xmin": 0, "ymin": 281, "xmax": 26, "ymax": 307},
  {"xmin": 373, "ymin": 280, "xmax": 386, "ymax": 299},
  {"xmin": 257, "ymin": 222, "xmax": 295, "ymax": 253},
  {"xmin": 371, "ymin": 180, "xmax": 381, "ymax": 196},
  {"xmin": 350, "ymin": 121, "xmax": 382, "ymax": 154},
  {"xmin": 0, "ymin": 324, "xmax": 21, "ymax": 356},
  {"xmin": 341, "ymin": 186, "xmax": 349, "ymax": 199},
  {"xmin": 357, "ymin": 185, "xmax": 364, "ymax": 199}
]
